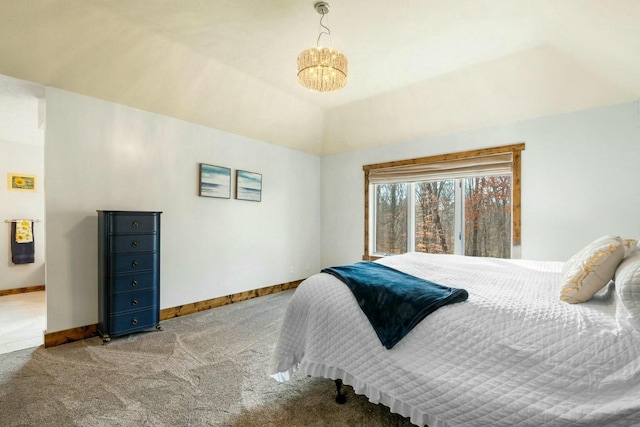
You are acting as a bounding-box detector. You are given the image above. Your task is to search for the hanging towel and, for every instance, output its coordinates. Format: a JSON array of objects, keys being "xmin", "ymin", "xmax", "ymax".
[
  {"xmin": 15, "ymin": 220, "xmax": 33, "ymax": 243},
  {"xmin": 11, "ymin": 220, "xmax": 35, "ymax": 264}
]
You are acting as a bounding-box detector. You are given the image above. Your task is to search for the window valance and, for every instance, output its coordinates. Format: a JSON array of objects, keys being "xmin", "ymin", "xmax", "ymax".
[{"xmin": 367, "ymin": 153, "xmax": 513, "ymax": 184}]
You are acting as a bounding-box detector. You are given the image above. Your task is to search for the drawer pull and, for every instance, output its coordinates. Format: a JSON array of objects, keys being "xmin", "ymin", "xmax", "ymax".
[
  {"xmin": 131, "ymin": 279, "xmax": 138, "ymax": 287},
  {"xmin": 131, "ymin": 260, "xmax": 139, "ymax": 268},
  {"xmin": 132, "ymin": 220, "xmax": 139, "ymax": 228},
  {"xmin": 131, "ymin": 240, "xmax": 138, "ymax": 248},
  {"xmin": 131, "ymin": 298, "xmax": 138, "ymax": 306},
  {"xmin": 131, "ymin": 317, "xmax": 138, "ymax": 325}
]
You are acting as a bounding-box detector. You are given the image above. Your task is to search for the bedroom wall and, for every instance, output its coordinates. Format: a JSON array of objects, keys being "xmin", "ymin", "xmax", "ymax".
[
  {"xmin": 320, "ymin": 100, "xmax": 640, "ymax": 266},
  {"xmin": 44, "ymin": 87, "xmax": 321, "ymax": 333}
]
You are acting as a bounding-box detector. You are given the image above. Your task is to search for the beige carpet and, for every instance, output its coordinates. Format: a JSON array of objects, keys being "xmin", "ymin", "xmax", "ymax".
[{"xmin": 0, "ymin": 290, "xmax": 415, "ymax": 426}]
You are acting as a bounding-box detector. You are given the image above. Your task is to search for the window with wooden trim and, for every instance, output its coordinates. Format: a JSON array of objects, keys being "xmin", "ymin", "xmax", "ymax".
[{"xmin": 363, "ymin": 144, "xmax": 524, "ymax": 260}]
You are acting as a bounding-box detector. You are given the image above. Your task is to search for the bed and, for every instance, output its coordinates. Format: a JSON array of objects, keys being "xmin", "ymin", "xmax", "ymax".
[{"xmin": 270, "ymin": 246, "xmax": 640, "ymax": 426}]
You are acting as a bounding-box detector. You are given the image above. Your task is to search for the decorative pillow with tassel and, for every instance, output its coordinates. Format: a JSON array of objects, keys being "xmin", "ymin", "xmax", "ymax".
[{"xmin": 560, "ymin": 235, "xmax": 625, "ymax": 304}]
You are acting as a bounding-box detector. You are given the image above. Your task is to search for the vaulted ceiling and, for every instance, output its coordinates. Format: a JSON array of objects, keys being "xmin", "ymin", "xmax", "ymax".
[{"xmin": 1, "ymin": 0, "xmax": 639, "ymax": 155}]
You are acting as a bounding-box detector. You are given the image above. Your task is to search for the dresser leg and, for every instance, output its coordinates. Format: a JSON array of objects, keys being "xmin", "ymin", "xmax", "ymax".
[{"xmin": 102, "ymin": 336, "xmax": 111, "ymax": 344}]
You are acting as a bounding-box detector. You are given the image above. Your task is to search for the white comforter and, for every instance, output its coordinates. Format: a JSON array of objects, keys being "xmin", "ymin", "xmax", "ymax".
[{"xmin": 270, "ymin": 252, "xmax": 640, "ymax": 427}]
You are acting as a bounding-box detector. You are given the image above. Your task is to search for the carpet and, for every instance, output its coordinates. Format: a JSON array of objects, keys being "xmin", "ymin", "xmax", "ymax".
[{"xmin": 0, "ymin": 290, "xmax": 415, "ymax": 426}]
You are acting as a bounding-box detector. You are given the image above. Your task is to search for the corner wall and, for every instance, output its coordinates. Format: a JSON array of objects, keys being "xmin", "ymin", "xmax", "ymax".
[{"xmin": 44, "ymin": 88, "xmax": 321, "ymax": 333}]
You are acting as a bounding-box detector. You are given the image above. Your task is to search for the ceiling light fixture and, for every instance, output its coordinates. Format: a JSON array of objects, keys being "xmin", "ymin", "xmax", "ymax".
[{"xmin": 297, "ymin": 2, "xmax": 348, "ymax": 92}]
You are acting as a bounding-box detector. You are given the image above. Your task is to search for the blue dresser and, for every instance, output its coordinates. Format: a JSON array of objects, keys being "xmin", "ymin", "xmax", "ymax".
[{"xmin": 97, "ymin": 210, "xmax": 162, "ymax": 342}]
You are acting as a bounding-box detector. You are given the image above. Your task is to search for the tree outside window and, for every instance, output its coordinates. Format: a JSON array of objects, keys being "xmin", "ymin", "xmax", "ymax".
[
  {"xmin": 364, "ymin": 144, "xmax": 524, "ymax": 260},
  {"xmin": 375, "ymin": 175, "xmax": 511, "ymax": 258}
]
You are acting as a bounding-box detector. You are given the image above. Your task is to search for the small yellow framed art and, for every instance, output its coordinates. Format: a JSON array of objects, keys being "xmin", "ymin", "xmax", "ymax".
[{"xmin": 7, "ymin": 173, "xmax": 36, "ymax": 192}]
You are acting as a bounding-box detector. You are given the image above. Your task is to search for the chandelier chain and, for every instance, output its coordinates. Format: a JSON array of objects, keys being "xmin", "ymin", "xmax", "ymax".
[{"xmin": 316, "ymin": 11, "xmax": 331, "ymax": 48}]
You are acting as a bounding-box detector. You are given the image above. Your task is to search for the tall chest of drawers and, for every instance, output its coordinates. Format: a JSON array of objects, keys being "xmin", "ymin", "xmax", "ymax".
[{"xmin": 97, "ymin": 210, "xmax": 162, "ymax": 342}]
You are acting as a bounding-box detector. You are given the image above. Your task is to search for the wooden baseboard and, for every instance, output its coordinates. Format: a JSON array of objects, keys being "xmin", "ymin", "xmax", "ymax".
[
  {"xmin": 43, "ymin": 279, "xmax": 304, "ymax": 348},
  {"xmin": 0, "ymin": 285, "xmax": 45, "ymax": 297},
  {"xmin": 44, "ymin": 324, "xmax": 98, "ymax": 348},
  {"xmin": 159, "ymin": 279, "xmax": 303, "ymax": 320}
]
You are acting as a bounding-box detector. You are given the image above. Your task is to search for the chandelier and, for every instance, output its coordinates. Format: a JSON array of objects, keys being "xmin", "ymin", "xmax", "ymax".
[{"xmin": 297, "ymin": 2, "xmax": 348, "ymax": 92}]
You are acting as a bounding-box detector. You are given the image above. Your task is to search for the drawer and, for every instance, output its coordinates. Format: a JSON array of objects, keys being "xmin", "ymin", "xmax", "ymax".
[
  {"xmin": 110, "ymin": 234, "xmax": 158, "ymax": 253},
  {"xmin": 109, "ymin": 252, "xmax": 157, "ymax": 274},
  {"xmin": 110, "ymin": 289, "xmax": 157, "ymax": 314},
  {"xmin": 109, "ymin": 214, "xmax": 158, "ymax": 234},
  {"xmin": 111, "ymin": 271, "xmax": 157, "ymax": 293},
  {"xmin": 108, "ymin": 308, "xmax": 158, "ymax": 336}
]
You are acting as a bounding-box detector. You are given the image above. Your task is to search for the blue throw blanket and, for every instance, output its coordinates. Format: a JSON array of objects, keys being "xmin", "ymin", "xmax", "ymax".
[{"xmin": 322, "ymin": 262, "xmax": 468, "ymax": 349}]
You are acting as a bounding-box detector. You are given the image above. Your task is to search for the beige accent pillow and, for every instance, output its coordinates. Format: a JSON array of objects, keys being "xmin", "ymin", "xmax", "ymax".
[
  {"xmin": 560, "ymin": 235, "xmax": 625, "ymax": 304},
  {"xmin": 615, "ymin": 251, "xmax": 640, "ymax": 330},
  {"xmin": 622, "ymin": 238, "xmax": 639, "ymax": 257}
]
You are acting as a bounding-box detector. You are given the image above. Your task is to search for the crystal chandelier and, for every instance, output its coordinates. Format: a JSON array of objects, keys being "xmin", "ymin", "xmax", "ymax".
[{"xmin": 297, "ymin": 2, "xmax": 348, "ymax": 92}]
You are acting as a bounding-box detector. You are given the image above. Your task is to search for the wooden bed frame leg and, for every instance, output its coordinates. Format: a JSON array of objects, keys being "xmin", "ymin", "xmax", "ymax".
[{"xmin": 335, "ymin": 379, "xmax": 347, "ymax": 404}]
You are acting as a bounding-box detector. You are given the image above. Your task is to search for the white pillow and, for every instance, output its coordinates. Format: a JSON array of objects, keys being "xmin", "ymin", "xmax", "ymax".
[
  {"xmin": 560, "ymin": 235, "xmax": 625, "ymax": 304},
  {"xmin": 615, "ymin": 251, "xmax": 640, "ymax": 330}
]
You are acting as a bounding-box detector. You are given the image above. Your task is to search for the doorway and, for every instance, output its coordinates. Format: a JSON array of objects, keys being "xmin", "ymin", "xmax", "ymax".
[{"xmin": 0, "ymin": 74, "xmax": 46, "ymax": 354}]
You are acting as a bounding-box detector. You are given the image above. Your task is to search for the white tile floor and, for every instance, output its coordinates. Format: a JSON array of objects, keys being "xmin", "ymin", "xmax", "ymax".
[{"xmin": 0, "ymin": 291, "xmax": 45, "ymax": 355}]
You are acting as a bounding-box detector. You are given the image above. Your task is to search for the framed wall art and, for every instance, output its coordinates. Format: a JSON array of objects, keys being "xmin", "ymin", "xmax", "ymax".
[
  {"xmin": 199, "ymin": 163, "xmax": 231, "ymax": 199},
  {"xmin": 235, "ymin": 170, "xmax": 262, "ymax": 202},
  {"xmin": 7, "ymin": 173, "xmax": 36, "ymax": 192}
]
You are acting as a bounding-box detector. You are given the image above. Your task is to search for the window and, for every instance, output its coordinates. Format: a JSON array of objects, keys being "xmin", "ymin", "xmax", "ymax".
[{"xmin": 364, "ymin": 144, "xmax": 524, "ymax": 259}]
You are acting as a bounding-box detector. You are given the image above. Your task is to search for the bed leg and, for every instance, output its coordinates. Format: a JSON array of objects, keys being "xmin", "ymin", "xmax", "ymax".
[{"xmin": 335, "ymin": 379, "xmax": 347, "ymax": 404}]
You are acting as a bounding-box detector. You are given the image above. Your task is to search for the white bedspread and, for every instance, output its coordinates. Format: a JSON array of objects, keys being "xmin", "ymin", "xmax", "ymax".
[{"xmin": 270, "ymin": 252, "xmax": 640, "ymax": 427}]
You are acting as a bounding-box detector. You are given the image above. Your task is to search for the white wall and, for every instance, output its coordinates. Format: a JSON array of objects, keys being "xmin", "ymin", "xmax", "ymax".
[
  {"xmin": 321, "ymin": 100, "xmax": 640, "ymax": 267},
  {"xmin": 37, "ymin": 88, "xmax": 640, "ymax": 333},
  {"xmin": 44, "ymin": 88, "xmax": 321, "ymax": 333}
]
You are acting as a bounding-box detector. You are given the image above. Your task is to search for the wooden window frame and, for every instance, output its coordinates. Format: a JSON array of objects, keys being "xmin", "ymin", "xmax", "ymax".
[{"xmin": 362, "ymin": 143, "xmax": 525, "ymax": 260}]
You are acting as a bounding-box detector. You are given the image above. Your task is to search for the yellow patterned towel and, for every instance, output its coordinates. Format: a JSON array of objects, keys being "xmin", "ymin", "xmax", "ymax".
[{"xmin": 15, "ymin": 220, "xmax": 33, "ymax": 243}]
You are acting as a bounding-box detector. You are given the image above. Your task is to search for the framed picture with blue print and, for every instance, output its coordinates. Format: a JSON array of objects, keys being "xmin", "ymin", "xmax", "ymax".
[
  {"xmin": 199, "ymin": 163, "xmax": 231, "ymax": 199},
  {"xmin": 235, "ymin": 170, "xmax": 262, "ymax": 202}
]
